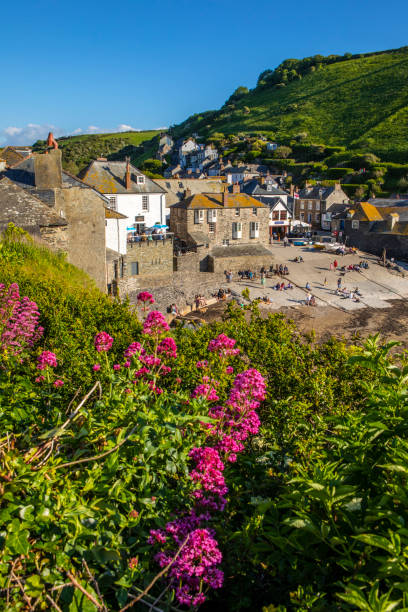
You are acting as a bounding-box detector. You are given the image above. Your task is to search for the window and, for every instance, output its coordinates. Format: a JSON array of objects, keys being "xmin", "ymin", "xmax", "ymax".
[
  {"xmin": 232, "ymin": 222, "xmax": 242, "ymax": 239},
  {"xmin": 300, "ymin": 202, "xmax": 304, "ymax": 210},
  {"xmin": 315, "ymin": 213, "xmax": 321, "ymax": 222},
  {"xmin": 208, "ymin": 222, "xmax": 216, "ymax": 233},
  {"xmin": 235, "ymin": 208, "xmax": 240, "ymax": 216},
  {"xmin": 222, "ymin": 239, "xmax": 230, "ymax": 246},
  {"xmin": 137, "ymin": 176, "xmax": 145, "ymax": 184},
  {"xmin": 207, "ymin": 210, "xmax": 217, "ymax": 222},
  {"xmin": 194, "ymin": 210, "xmax": 204, "ymax": 224},
  {"xmin": 280, "ymin": 210, "xmax": 287, "ymax": 221},
  {"xmin": 130, "ymin": 262, "xmax": 139, "ymax": 276},
  {"xmin": 108, "ymin": 196, "xmax": 117, "ymax": 211},
  {"xmin": 272, "ymin": 210, "xmax": 279, "ymax": 220},
  {"xmin": 300, "ymin": 212, "xmax": 305, "ymax": 221},
  {"xmin": 308, "ymin": 202, "xmax": 313, "ymax": 210},
  {"xmin": 308, "ymin": 213, "xmax": 312, "ymax": 223},
  {"xmin": 142, "ymin": 196, "xmax": 149, "ymax": 211},
  {"xmin": 252, "ymin": 207, "xmax": 257, "ymax": 215},
  {"xmin": 352, "ymin": 220, "xmax": 360, "ymax": 230},
  {"xmin": 250, "ymin": 221, "xmax": 259, "ymax": 238},
  {"xmin": 315, "ymin": 201, "xmax": 320, "ymax": 211}
]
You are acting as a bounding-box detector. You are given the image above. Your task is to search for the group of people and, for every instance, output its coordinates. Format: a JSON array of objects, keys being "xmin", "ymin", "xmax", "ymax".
[
  {"xmin": 306, "ymin": 293, "xmax": 317, "ymax": 306},
  {"xmin": 275, "ymin": 264, "xmax": 290, "ymax": 276},
  {"xmin": 194, "ymin": 295, "xmax": 207, "ymax": 309},
  {"xmin": 217, "ymin": 288, "xmax": 231, "ymax": 301},
  {"xmin": 293, "ymin": 256, "xmax": 304, "ymax": 263},
  {"xmin": 237, "ymin": 269, "xmax": 256, "ymax": 281},
  {"xmin": 273, "ymin": 281, "xmax": 294, "ymax": 291}
]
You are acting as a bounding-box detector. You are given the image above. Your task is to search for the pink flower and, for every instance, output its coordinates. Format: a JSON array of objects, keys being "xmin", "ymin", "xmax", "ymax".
[
  {"xmin": 37, "ymin": 350, "xmax": 57, "ymax": 370},
  {"xmin": 196, "ymin": 360, "xmax": 208, "ymax": 369},
  {"xmin": 128, "ymin": 557, "xmax": 139, "ymax": 569},
  {"xmin": 137, "ymin": 291, "xmax": 154, "ymax": 303},
  {"xmin": 113, "ymin": 364, "xmax": 121, "ymax": 371},
  {"xmin": 226, "ymin": 366, "xmax": 234, "ymax": 374},
  {"xmin": 208, "ymin": 333, "xmax": 240, "ymax": 357},
  {"xmin": 191, "ymin": 384, "xmax": 219, "ymax": 402},
  {"xmin": 35, "ymin": 375, "xmax": 45, "ymax": 383},
  {"xmin": 143, "ymin": 311, "xmax": 169, "ymax": 336},
  {"xmin": 94, "ymin": 331, "xmax": 113, "ymax": 352},
  {"xmin": 92, "ymin": 363, "xmax": 101, "ymax": 371},
  {"xmin": 157, "ymin": 337, "xmax": 177, "ymax": 359},
  {"xmin": 124, "ymin": 341, "xmax": 145, "ymax": 358},
  {"xmin": 54, "ymin": 379, "xmax": 64, "ymax": 388}
]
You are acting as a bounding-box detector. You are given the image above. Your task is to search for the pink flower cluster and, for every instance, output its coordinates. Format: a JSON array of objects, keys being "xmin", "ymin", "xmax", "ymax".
[
  {"xmin": 142, "ymin": 311, "xmax": 169, "ymax": 336},
  {"xmin": 157, "ymin": 337, "xmax": 177, "ymax": 359},
  {"xmin": 137, "ymin": 291, "xmax": 155, "ymax": 304},
  {"xmin": 94, "ymin": 331, "xmax": 113, "ymax": 352},
  {"xmin": 0, "ymin": 283, "xmax": 43, "ymax": 356},
  {"xmin": 37, "ymin": 350, "xmax": 57, "ymax": 370},
  {"xmin": 149, "ymin": 512, "xmax": 223, "ymax": 607},
  {"xmin": 124, "ymin": 341, "xmax": 145, "ymax": 359},
  {"xmin": 148, "ymin": 331, "xmax": 266, "ymax": 607},
  {"xmin": 191, "ymin": 383, "xmax": 219, "ymax": 402},
  {"xmin": 208, "ymin": 333, "xmax": 240, "ymax": 357}
]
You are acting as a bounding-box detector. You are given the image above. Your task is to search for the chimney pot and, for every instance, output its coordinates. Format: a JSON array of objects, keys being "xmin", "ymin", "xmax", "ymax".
[
  {"xmin": 184, "ymin": 188, "xmax": 192, "ymax": 199},
  {"xmin": 232, "ymin": 182, "xmax": 240, "ymax": 194},
  {"xmin": 223, "ymin": 185, "xmax": 229, "ymax": 205}
]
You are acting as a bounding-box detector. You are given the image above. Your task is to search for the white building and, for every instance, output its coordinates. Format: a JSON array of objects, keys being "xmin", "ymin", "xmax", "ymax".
[{"xmin": 80, "ymin": 158, "xmax": 166, "ymax": 255}]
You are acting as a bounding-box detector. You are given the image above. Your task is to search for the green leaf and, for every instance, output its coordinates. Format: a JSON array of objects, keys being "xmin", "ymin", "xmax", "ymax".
[
  {"xmin": 91, "ymin": 546, "xmax": 121, "ymax": 564},
  {"xmin": 354, "ymin": 533, "xmax": 395, "ymax": 554},
  {"xmin": 7, "ymin": 529, "xmax": 29, "ymax": 555},
  {"xmin": 25, "ymin": 575, "xmax": 43, "ymax": 598}
]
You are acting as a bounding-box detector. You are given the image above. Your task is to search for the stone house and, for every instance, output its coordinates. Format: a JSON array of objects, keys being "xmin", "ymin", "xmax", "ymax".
[
  {"xmin": 295, "ymin": 183, "xmax": 349, "ymax": 230},
  {"xmin": 0, "ymin": 146, "xmax": 32, "ymax": 167},
  {"xmin": 169, "ymin": 187, "xmax": 273, "ymax": 272},
  {"xmin": 80, "ymin": 158, "xmax": 166, "ymax": 255},
  {"xmin": 0, "ymin": 177, "xmax": 68, "ymax": 250},
  {"xmin": 106, "ymin": 235, "xmax": 174, "ymax": 297},
  {"xmin": 345, "ymin": 199, "xmax": 408, "ymax": 258},
  {"xmin": 4, "ymin": 149, "xmax": 109, "ymax": 291}
]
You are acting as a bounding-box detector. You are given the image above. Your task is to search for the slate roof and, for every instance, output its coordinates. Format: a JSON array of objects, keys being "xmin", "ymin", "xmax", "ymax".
[
  {"xmin": 367, "ymin": 197, "xmax": 408, "ymax": 207},
  {"xmin": 0, "ymin": 177, "xmax": 66, "ymax": 229},
  {"xmin": 225, "ymin": 166, "xmax": 247, "ymax": 174},
  {"xmin": 4, "ymin": 157, "xmax": 110, "ymax": 206},
  {"xmin": 171, "ymin": 193, "xmax": 267, "ymax": 210},
  {"xmin": 298, "ymin": 185, "xmax": 335, "ymax": 200},
  {"xmin": 242, "ymin": 179, "xmax": 289, "ymax": 197},
  {"xmin": 79, "ymin": 160, "xmax": 165, "ymax": 194},
  {"xmin": 1, "ymin": 147, "xmax": 26, "ymax": 167},
  {"xmin": 155, "ymin": 178, "xmax": 225, "ymax": 206}
]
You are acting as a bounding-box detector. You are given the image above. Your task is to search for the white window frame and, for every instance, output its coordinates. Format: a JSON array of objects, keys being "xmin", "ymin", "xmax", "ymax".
[
  {"xmin": 250, "ymin": 221, "xmax": 259, "ymax": 239},
  {"xmin": 252, "ymin": 207, "xmax": 257, "ymax": 215},
  {"xmin": 207, "ymin": 210, "xmax": 217, "ymax": 222},
  {"xmin": 300, "ymin": 202, "xmax": 304, "ymax": 210},
  {"xmin": 130, "ymin": 261, "xmax": 139, "ymax": 276},
  {"xmin": 235, "ymin": 208, "xmax": 240, "ymax": 216},
  {"xmin": 137, "ymin": 176, "xmax": 145, "ymax": 184},
  {"xmin": 208, "ymin": 222, "xmax": 216, "ymax": 233},
  {"xmin": 232, "ymin": 222, "xmax": 242, "ymax": 239},
  {"xmin": 352, "ymin": 220, "xmax": 359, "ymax": 230},
  {"xmin": 108, "ymin": 196, "xmax": 117, "ymax": 211},
  {"xmin": 194, "ymin": 210, "xmax": 204, "ymax": 224},
  {"xmin": 142, "ymin": 196, "xmax": 149, "ymax": 211},
  {"xmin": 308, "ymin": 202, "xmax": 313, "ymax": 210}
]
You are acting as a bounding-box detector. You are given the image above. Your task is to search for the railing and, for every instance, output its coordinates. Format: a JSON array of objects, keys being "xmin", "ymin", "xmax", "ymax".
[{"xmin": 127, "ymin": 233, "xmax": 174, "ymax": 245}]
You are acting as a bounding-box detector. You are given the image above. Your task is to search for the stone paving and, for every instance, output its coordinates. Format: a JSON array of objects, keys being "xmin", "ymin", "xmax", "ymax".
[{"xmin": 225, "ymin": 244, "xmax": 408, "ymax": 313}]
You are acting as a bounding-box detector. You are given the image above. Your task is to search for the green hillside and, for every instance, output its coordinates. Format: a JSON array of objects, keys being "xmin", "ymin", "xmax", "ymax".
[
  {"xmin": 173, "ymin": 47, "xmax": 408, "ymax": 161},
  {"xmin": 32, "ymin": 129, "xmax": 161, "ymax": 174}
]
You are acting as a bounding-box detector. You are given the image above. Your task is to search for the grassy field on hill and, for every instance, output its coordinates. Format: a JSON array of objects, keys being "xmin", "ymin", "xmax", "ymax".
[
  {"xmin": 173, "ymin": 47, "xmax": 408, "ymax": 161},
  {"xmin": 32, "ymin": 130, "xmax": 161, "ymax": 174}
]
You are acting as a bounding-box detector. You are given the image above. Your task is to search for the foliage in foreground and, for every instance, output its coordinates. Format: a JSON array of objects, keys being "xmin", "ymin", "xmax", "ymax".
[{"xmin": 1, "ymin": 265, "xmax": 408, "ymax": 609}]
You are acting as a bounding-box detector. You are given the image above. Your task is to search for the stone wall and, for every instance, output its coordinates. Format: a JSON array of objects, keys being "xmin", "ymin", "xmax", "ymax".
[
  {"xmin": 208, "ymin": 253, "xmax": 274, "ymax": 274},
  {"xmin": 54, "ymin": 186, "xmax": 107, "ymax": 292},
  {"xmin": 39, "ymin": 225, "xmax": 68, "ymax": 253},
  {"xmin": 173, "ymin": 247, "xmax": 209, "ymax": 273},
  {"xmin": 345, "ymin": 225, "xmax": 408, "ymax": 259}
]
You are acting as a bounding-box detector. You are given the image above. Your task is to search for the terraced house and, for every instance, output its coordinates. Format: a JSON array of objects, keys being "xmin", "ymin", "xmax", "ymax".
[
  {"xmin": 80, "ymin": 158, "xmax": 166, "ymax": 254},
  {"xmin": 170, "ymin": 186, "xmax": 274, "ymax": 273},
  {"xmin": 295, "ymin": 183, "xmax": 348, "ymax": 230}
]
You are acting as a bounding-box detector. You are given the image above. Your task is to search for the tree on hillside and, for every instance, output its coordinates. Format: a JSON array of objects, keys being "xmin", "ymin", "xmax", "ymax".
[{"xmin": 273, "ymin": 146, "xmax": 292, "ymax": 159}]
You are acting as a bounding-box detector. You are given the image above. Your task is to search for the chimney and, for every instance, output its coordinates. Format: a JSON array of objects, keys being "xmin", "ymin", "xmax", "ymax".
[
  {"xmin": 232, "ymin": 182, "xmax": 240, "ymax": 194},
  {"xmin": 46, "ymin": 132, "xmax": 58, "ymax": 150},
  {"xmin": 290, "ymin": 184, "xmax": 295, "ymax": 196},
  {"xmin": 335, "ymin": 182, "xmax": 341, "ymax": 190},
  {"xmin": 184, "ymin": 188, "xmax": 192, "ymax": 199},
  {"xmin": 222, "ymin": 184, "xmax": 229, "ymax": 206},
  {"xmin": 125, "ymin": 157, "xmax": 131, "ymax": 190},
  {"xmin": 259, "ymin": 176, "xmax": 265, "ymax": 186},
  {"xmin": 34, "ymin": 149, "xmax": 62, "ymax": 189}
]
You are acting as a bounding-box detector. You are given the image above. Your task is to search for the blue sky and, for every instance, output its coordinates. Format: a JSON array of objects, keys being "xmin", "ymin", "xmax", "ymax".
[{"xmin": 2, "ymin": 0, "xmax": 408, "ymax": 144}]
